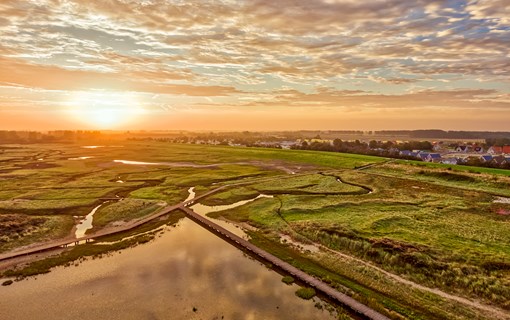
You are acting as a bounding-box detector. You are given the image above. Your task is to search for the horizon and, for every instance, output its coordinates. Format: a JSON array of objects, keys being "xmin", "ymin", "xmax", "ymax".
[
  {"xmin": 1, "ymin": 1, "xmax": 509, "ymax": 131},
  {"xmin": 3, "ymin": 128, "xmax": 510, "ymax": 134}
]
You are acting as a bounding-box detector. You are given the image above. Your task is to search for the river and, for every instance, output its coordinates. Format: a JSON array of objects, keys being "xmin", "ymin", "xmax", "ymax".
[{"xmin": 0, "ymin": 212, "xmax": 341, "ymax": 320}]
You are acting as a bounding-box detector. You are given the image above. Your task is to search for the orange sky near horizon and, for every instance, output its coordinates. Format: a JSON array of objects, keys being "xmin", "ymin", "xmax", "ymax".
[{"xmin": 0, "ymin": 0, "xmax": 509, "ymax": 131}]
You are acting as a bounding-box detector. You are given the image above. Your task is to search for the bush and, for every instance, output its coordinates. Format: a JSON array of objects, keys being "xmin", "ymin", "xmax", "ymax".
[
  {"xmin": 282, "ymin": 275, "xmax": 295, "ymax": 285},
  {"xmin": 295, "ymin": 287, "xmax": 316, "ymax": 300}
]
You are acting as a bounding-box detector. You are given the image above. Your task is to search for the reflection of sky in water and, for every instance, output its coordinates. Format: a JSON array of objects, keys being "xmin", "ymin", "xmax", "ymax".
[
  {"xmin": 0, "ymin": 218, "xmax": 339, "ymax": 320},
  {"xmin": 191, "ymin": 193, "xmax": 273, "ymax": 238}
]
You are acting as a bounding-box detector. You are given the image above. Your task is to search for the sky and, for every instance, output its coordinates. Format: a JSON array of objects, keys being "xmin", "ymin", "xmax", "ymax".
[{"xmin": 0, "ymin": 0, "xmax": 509, "ymax": 131}]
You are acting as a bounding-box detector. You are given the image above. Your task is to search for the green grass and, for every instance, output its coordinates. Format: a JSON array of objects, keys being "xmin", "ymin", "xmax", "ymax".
[
  {"xmin": 200, "ymin": 187, "xmax": 261, "ymax": 206},
  {"xmin": 129, "ymin": 186, "xmax": 187, "ymax": 203},
  {"xmin": 295, "ymin": 287, "xmax": 316, "ymax": 300},
  {"xmin": 394, "ymin": 159, "xmax": 510, "ymax": 176},
  {"xmin": 0, "ymin": 214, "xmax": 74, "ymax": 253},
  {"xmin": 251, "ymin": 174, "xmax": 366, "ymax": 195},
  {"xmin": 282, "ymin": 275, "xmax": 295, "ymax": 284},
  {"xmin": 202, "ymin": 166, "xmax": 510, "ymax": 313},
  {"xmin": 2, "ymin": 141, "xmax": 509, "ymax": 318},
  {"xmin": 92, "ymin": 198, "xmax": 165, "ymax": 228}
]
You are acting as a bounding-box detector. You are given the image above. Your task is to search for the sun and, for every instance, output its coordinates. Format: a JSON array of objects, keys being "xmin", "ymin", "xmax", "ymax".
[{"xmin": 67, "ymin": 91, "xmax": 144, "ymax": 128}]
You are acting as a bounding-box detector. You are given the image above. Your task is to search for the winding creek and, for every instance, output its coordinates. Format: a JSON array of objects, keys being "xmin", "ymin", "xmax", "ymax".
[
  {"xmin": 0, "ymin": 187, "xmax": 343, "ymax": 319},
  {"xmin": 191, "ymin": 193, "xmax": 273, "ymax": 238},
  {"xmin": 75, "ymin": 203, "xmax": 103, "ymax": 238}
]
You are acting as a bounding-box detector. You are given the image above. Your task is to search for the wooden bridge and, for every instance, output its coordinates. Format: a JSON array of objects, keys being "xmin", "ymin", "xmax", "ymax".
[
  {"xmin": 179, "ymin": 205, "xmax": 391, "ymax": 320},
  {"xmin": 0, "ymin": 186, "xmax": 227, "ymax": 262}
]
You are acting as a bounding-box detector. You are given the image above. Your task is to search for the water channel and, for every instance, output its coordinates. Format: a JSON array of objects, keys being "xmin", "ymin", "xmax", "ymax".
[
  {"xmin": 191, "ymin": 192, "xmax": 273, "ymax": 238},
  {"xmin": 0, "ymin": 187, "xmax": 344, "ymax": 319},
  {"xmin": 75, "ymin": 203, "xmax": 103, "ymax": 238}
]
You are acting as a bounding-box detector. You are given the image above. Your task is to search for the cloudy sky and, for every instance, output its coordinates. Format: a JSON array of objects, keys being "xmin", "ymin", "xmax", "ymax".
[{"xmin": 0, "ymin": 0, "xmax": 509, "ymax": 130}]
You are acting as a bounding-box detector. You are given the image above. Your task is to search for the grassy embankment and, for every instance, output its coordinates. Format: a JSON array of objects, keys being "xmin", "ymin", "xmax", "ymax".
[
  {"xmin": 2, "ymin": 210, "xmax": 186, "ymax": 279},
  {"xmin": 205, "ymin": 164, "xmax": 510, "ymax": 319}
]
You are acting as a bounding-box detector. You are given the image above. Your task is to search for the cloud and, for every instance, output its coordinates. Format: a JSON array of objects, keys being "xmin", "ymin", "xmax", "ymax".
[
  {"xmin": 0, "ymin": 56, "xmax": 239, "ymax": 96},
  {"xmin": 233, "ymin": 87, "xmax": 510, "ymax": 110},
  {"xmin": 0, "ymin": 0, "xmax": 509, "ymax": 130}
]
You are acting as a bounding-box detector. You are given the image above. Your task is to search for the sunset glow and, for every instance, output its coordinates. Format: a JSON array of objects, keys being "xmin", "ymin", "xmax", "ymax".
[
  {"xmin": 0, "ymin": 0, "xmax": 509, "ymax": 130},
  {"xmin": 67, "ymin": 91, "xmax": 143, "ymax": 128}
]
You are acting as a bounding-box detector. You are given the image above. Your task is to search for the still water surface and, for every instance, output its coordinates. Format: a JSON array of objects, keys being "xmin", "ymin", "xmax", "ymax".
[{"xmin": 0, "ymin": 218, "xmax": 339, "ymax": 320}]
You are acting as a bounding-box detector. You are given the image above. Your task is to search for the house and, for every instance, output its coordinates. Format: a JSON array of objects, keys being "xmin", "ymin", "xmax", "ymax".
[
  {"xmin": 388, "ymin": 147, "xmax": 400, "ymax": 154},
  {"xmin": 455, "ymin": 145, "xmax": 470, "ymax": 153},
  {"xmin": 426, "ymin": 153, "xmax": 442, "ymax": 163},
  {"xmin": 417, "ymin": 152, "xmax": 430, "ymax": 161},
  {"xmin": 432, "ymin": 142, "xmax": 444, "ymax": 152},
  {"xmin": 399, "ymin": 150, "xmax": 413, "ymax": 157},
  {"xmin": 487, "ymin": 146, "xmax": 510, "ymax": 154},
  {"xmin": 280, "ymin": 141, "xmax": 297, "ymax": 149},
  {"xmin": 473, "ymin": 146, "xmax": 484, "ymax": 153},
  {"xmin": 441, "ymin": 158, "xmax": 458, "ymax": 165},
  {"xmin": 488, "ymin": 146, "xmax": 503, "ymax": 154},
  {"xmin": 480, "ymin": 155, "xmax": 493, "ymax": 163}
]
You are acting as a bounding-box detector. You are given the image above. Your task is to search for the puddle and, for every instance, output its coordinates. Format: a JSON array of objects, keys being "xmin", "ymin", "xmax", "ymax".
[
  {"xmin": 494, "ymin": 197, "xmax": 510, "ymax": 204},
  {"xmin": 68, "ymin": 156, "xmax": 93, "ymax": 160}
]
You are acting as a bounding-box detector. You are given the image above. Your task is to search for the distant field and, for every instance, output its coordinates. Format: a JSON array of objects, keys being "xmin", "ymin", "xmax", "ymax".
[
  {"xmin": 393, "ymin": 159, "xmax": 510, "ymax": 177},
  {"xmin": 1, "ymin": 141, "xmax": 509, "ymax": 319}
]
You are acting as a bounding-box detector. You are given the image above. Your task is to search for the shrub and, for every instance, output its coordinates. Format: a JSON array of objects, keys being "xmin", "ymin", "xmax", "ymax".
[
  {"xmin": 282, "ymin": 275, "xmax": 295, "ymax": 285},
  {"xmin": 295, "ymin": 287, "xmax": 316, "ymax": 300}
]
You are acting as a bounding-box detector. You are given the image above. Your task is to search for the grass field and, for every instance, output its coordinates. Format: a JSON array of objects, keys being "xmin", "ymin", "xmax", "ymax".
[{"xmin": 1, "ymin": 141, "xmax": 509, "ymax": 319}]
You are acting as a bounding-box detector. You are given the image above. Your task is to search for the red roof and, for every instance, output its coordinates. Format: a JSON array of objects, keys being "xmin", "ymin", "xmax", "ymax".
[{"xmin": 491, "ymin": 146, "xmax": 510, "ymax": 154}]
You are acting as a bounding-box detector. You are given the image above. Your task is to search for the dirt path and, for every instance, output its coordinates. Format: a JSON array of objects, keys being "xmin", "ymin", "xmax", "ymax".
[
  {"xmin": 265, "ymin": 173, "xmax": 510, "ymax": 319},
  {"xmin": 314, "ymin": 241, "xmax": 510, "ymax": 320}
]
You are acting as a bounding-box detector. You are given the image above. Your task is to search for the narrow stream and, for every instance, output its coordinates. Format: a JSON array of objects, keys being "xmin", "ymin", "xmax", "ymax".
[
  {"xmin": 191, "ymin": 193, "xmax": 273, "ymax": 238},
  {"xmin": 192, "ymin": 194, "xmax": 273, "ymax": 214},
  {"xmin": 184, "ymin": 186, "xmax": 196, "ymax": 202},
  {"xmin": 75, "ymin": 203, "xmax": 103, "ymax": 238},
  {"xmin": 68, "ymin": 156, "xmax": 93, "ymax": 160}
]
